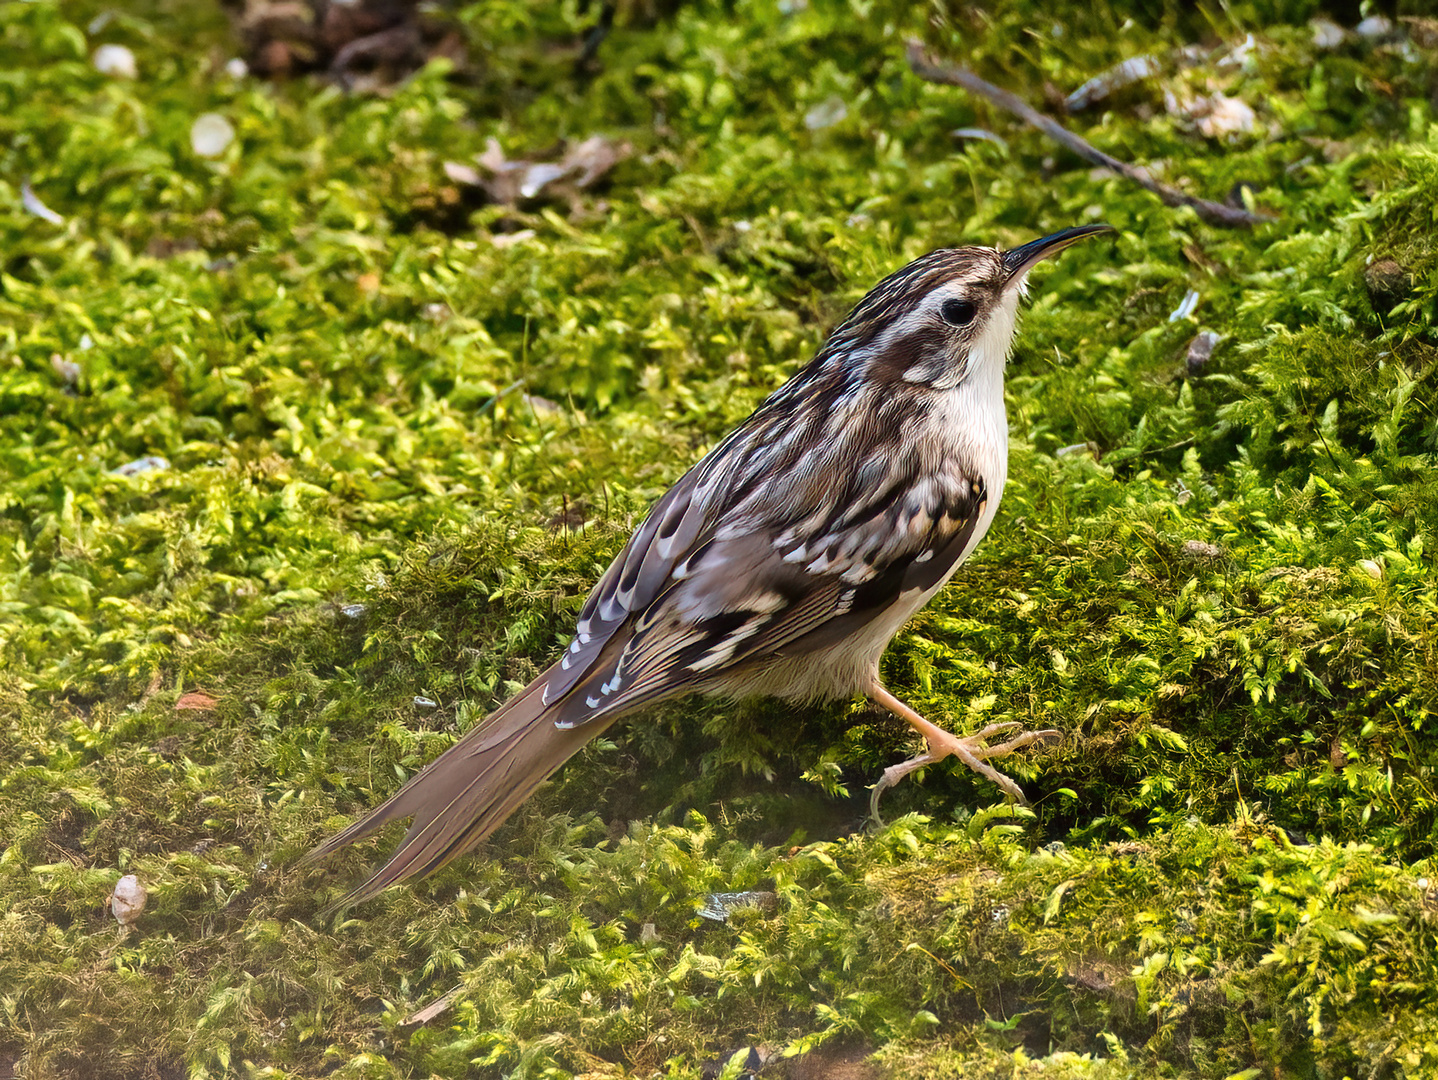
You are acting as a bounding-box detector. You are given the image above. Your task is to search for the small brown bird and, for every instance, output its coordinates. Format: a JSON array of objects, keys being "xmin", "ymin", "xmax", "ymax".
[{"xmin": 306, "ymin": 225, "xmax": 1114, "ymax": 906}]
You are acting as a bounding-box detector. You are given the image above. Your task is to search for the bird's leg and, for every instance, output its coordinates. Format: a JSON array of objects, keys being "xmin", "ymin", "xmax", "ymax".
[{"xmin": 867, "ymin": 679, "xmax": 1059, "ymax": 822}]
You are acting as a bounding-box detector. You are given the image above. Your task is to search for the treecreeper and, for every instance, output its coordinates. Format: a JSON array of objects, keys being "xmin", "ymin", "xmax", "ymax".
[{"xmin": 305, "ymin": 225, "xmax": 1116, "ymax": 907}]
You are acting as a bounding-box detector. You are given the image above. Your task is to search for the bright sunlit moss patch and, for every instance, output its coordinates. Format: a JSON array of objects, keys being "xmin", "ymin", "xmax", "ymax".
[{"xmin": 2, "ymin": 0, "xmax": 1438, "ymax": 1076}]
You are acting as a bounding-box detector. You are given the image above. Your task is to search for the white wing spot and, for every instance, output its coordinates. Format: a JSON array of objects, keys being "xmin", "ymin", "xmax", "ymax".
[
  {"xmin": 687, "ymin": 620, "xmax": 765, "ymax": 673},
  {"xmin": 586, "ymin": 695, "xmax": 602, "ymax": 708},
  {"xmin": 841, "ymin": 564, "xmax": 876, "ymax": 584},
  {"xmin": 806, "ymin": 552, "xmax": 833, "ymax": 574},
  {"xmin": 914, "ymin": 549, "xmax": 934, "ymax": 563},
  {"xmin": 687, "ymin": 645, "xmax": 734, "ymax": 673}
]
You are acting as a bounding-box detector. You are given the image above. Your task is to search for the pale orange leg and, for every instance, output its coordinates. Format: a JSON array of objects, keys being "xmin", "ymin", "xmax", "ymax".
[{"xmin": 867, "ymin": 680, "xmax": 1059, "ymax": 821}]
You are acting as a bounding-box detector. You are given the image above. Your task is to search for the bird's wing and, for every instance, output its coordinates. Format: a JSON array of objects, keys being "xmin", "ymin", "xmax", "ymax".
[{"xmin": 539, "ymin": 381, "xmax": 989, "ymax": 725}]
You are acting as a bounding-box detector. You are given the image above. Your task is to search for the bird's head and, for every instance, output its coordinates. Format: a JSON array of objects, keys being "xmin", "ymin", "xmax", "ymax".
[{"xmin": 831, "ymin": 224, "xmax": 1114, "ymax": 391}]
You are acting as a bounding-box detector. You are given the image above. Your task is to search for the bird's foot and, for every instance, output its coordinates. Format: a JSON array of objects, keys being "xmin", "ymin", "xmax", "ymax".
[{"xmin": 868, "ymin": 721, "xmax": 1060, "ymax": 824}]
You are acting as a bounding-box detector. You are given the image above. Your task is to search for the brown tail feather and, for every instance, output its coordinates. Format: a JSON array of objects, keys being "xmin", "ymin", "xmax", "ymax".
[{"xmin": 303, "ymin": 660, "xmax": 616, "ymax": 910}]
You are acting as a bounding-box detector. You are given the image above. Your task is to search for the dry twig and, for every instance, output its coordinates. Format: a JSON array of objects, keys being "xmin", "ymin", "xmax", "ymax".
[{"xmin": 906, "ymin": 41, "xmax": 1274, "ymax": 229}]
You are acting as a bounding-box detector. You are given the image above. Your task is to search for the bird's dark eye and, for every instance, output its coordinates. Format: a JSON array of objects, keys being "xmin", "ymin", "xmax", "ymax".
[{"xmin": 940, "ymin": 298, "xmax": 977, "ymax": 327}]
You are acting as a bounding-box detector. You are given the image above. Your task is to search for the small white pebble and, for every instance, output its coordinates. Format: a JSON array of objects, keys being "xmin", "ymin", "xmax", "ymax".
[
  {"xmin": 190, "ymin": 113, "xmax": 235, "ymax": 158},
  {"xmin": 1196, "ymin": 94, "xmax": 1256, "ymax": 139},
  {"xmin": 1355, "ymin": 15, "xmax": 1394, "ymax": 39},
  {"xmin": 224, "ymin": 57, "xmax": 249, "ymax": 79},
  {"xmin": 1418, "ymin": 877, "xmax": 1429, "ymax": 890},
  {"xmin": 51, "ymin": 354, "xmax": 81, "ymax": 384},
  {"xmin": 804, "ymin": 95, "xmax": 848, "ymax": 131},
  {"xmin": 413, "ymin": 696, "xmax": 439, "ymax": 710},
  {"xmin": 1183, "ymin": 540, "xmax": 1223, "ymax": 560},
  {"xmin": 1311, "ymin": 18, "xmax": 1345, "ymax": 49},
  {"xmin": 111, "ymin": 874, "xmax": 147, "ymax": 927},
  {"xmin": 1359, "ymin": 559, "xmax": 1383, "ymax": 580},
  {"xmin": 112, "ymin": 455, "xmax": 169, "ymax": 477},
  {"xmin": 490, "ymin": 229, "xmax": 536, "ymax": 249},
  {"xmin": 93, "ymin": 44, "xmax": 137, "ymax": 79}
]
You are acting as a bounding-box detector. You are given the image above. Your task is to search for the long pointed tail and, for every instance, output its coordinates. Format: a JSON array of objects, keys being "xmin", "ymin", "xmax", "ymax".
[{"xmin": 302, "ymin": 661, "xmax": 613, "ymax": 909}]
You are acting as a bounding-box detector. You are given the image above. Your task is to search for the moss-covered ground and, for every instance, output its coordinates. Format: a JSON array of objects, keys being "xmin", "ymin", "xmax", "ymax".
[{"xmin": 4, "ymin": 0, "xmax": 1438, "ymax": 1076}]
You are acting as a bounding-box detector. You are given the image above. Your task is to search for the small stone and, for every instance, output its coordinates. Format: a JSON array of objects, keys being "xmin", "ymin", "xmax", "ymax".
[
  {"xmin": 1195, "ymin": 94, "xmax": 1256, "ymax": 139},
  {"xmin": 640, "ymin": 922, "xmax": 661, "ymax": 943},
  {"xmin": 1311, "ymin": 18, "xmax": 1346, "ymax": 50},
  {"xmin": 1365, "ymin": 259, "xmax": 1412, "ymax": 314},
  {"xmin": 413, "ymin": 696, "xmax": 439, "ymax": 710},
  {"xmin": 340, "ymin": 603, "xmax": 367, "ymax": 619},
  {"xmin": 490, "ymin": 229, "xmax": 535, "ymax": 250},
  {"xmin": 112, "ymin": 455, "xmax": 169, "ymax": 477},
  {"xmin": 804, "ymin": 95, "xmax": 848, "ymax": 130},
  {"xmin": 224, "ymin": 57, "xmax": 249, "ymax": 79},
  {"xmin": 1355, "ymin": 15, "xmax": 1395, "ymax": 40},
  {"xmin": 93, "ymin": 43, "xmax": 137, "ymax": 79},
  {"xmin": 1359, "ymin": 558, "xmax": 1383, "ymax": 580},
  {"xmin": 111, "ymin": 874, "xmax": 147, "ymax": 928},
  {"xmin": 1185, "ymin": 330, "xmax": 1221, "ymax": 374},
  {"xmin": 51, "ymin": 354, "xmax": 81, "ymax": 384},
  {"xmin": 1183, "ymin": 540, "xmax": 1223, "ymax": 560},
  {"xmin": 190, "ymin": 113, "xmax": 235, "ymax": 158}
]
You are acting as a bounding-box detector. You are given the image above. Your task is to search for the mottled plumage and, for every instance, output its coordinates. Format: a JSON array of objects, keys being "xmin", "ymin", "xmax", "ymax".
[{"xmin": 305, "ymin": 225, "xmax": 1114, "ymax": 908}]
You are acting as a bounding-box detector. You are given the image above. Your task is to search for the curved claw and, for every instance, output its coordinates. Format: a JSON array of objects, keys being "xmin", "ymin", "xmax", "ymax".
[
  {"xmin": 869, "ymin": 751, "xmax": 938, "ymax": 825},
  {"xmin": 865, "ymin": 681, "xmax": 1061, "ymax": 823}
]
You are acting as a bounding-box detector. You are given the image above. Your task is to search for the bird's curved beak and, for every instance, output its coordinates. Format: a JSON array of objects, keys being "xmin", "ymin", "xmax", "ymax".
[{"xmin": 1002, "ymin": 224, "xmax": 1116, "ymax": 289}]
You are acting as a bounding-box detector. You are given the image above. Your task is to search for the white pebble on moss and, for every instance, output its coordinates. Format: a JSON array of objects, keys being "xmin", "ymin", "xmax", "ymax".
[
  {"xmin": 191, "ymin": 113, "xmax": 235, "ymax": 158},
  {"xmin": 111, "ymin": 874, "xmax": 147, "ymax": 928},
  {"xmin": 93, "ymin": 44, "xmax": 137, "ymax": 79}
]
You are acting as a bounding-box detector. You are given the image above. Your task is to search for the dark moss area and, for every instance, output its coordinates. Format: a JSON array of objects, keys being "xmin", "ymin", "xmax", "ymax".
[{"xmin": 3, "ymin": 0, "xmax": 1438, "ymax": 1076}]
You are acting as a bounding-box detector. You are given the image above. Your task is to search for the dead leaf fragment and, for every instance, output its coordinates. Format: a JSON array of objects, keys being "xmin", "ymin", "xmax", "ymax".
[
  {"xmin": 460, "ymin": 135, "xmax": 630, "ymax": 208},
  {"xmin": 175, "ymin": 691, "xmax": 219, "ymax": 711}
]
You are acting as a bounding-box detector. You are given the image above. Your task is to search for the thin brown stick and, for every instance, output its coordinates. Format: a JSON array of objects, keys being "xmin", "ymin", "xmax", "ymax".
[{"xmin": 906, "ymin": 40, "xmax": 1274, "ymax": 229}]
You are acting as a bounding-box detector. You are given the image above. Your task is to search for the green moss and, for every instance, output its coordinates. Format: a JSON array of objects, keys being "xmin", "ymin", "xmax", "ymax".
[{"xmin": 3, "ymin": 0, "xmax": 1438, "ymax": 1076}]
